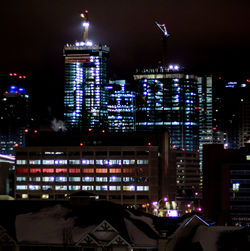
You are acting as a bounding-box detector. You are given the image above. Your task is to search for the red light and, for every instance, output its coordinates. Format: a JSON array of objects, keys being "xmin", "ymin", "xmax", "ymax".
[
  {"xmin": 88, "ymin": 128, "xmax": 92, "ymax": 132},
  {"xmin": 80, "ymin": 143, "xmax": 83, "ymax": 146},
  {"xmin": 85, "ymin": 10, "xmax": 88, "ymax": 13},
  {"xmin": 14, "ymin": 143, "xmax": 19, "ymax": 147},
  {"xmin": 9, "ymin": 73, "xmax": 13, "ymax": 76},
  {"xmin": 102, "ymin": 130, "xmax": 105, "ymax": 133},
  {"xmin": 23, "ymin": 76, "xmax": 26, "ymax": 79},
  {"xmin": 172, "ymin": 145, "xmax": 177, "ymax": 149},
  {"xmin": 13, "ymin": 73, "xmax": 17, "ymax": 76},
  {"xmin": 197, "ymin": 149, "xmax": 200, "ymax": 152},
  {"xmin": 219, "ymin": 76, "xmax": 222, "ymax": 80},
  {"xmin": 148, "ymin": 142, "xmax": 151, "ymax": 146},
  {"xmin": 212, "ymin": 127, "xmax": 216, "ymax": 130},
  {"xmin": 195, "ymin": 107, "xmax": 200, "ymax": 110},
  {"xmin": 24, "ymin": 129, "xmax": 28, "ymax": 133},
  {"xmin": 5, "ymin": 91, "xmax": 8, "ymax": 94},
  {"xmin": 34, "ymin": 130, "xmax": 38, "ymax": 134},
  {"xmin": 246, "ymin": 79, "xmax": 250, "ymax": 83},
  {"xmin": 19, "ymin": 76, "xmax": 22, "ymax": 79},
  {"xmin": 162, "ymin": 24, "xmax": 165, "ymax": 26},
  {"xmin": 182, "ymin": 148, "xmax": 185, "ymax": 151}
]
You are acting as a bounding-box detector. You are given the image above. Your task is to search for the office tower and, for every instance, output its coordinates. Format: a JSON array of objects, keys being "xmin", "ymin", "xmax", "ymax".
[
  {"xmin": 63, "ymin": 12, "xmax": 110, "ymax": 131},
  {"xmin": 15, "ymin": 132, "xmax": 176, "ymax": 205},
  {"xmin": 106, "ymin": 80, "xmax": 136, "ymax": 132},
  {"xmin": 134, "ymin": 65, "xmax": 199, "ymax": 151},
  {"xmin": 0, "ymin": 85, "xmax": 30, "ymax": 155}
]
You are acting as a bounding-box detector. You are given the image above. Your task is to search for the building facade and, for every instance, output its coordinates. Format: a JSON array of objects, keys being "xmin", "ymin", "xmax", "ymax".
[
  {"xmin": 134, "ymin": 66, "xmax": 199, "ymax": 151},
  {"xmin": 15, "ymin": 132, "xmax": 175, "ymax": 205},
  {"xmin": 63, "ymin": 42, "xmax": 109, "ymax": 131}
]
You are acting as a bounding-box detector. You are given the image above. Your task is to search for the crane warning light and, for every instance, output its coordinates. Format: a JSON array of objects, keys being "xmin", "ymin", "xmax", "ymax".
[
  {"xmin": 80, "ymin": 142, "xmax": 83, "ymax": 146},
  {"xmin": 19, "ymin": 76, "xmax": 22, "ymax": 79},
  {"xmin": 219, "ymin": 76, "xmax": 222, "ymax": 80},
  {"xmin": 102, "ymin": 130, "xmax": 105, "ymax": 133},
  {"xmin": 34, "ymin": 130, "xmax": 38, "ymax": 134},
  {"xmin": 246, "ymin": 79, "xmax": 250, "ymax": 83},
  {"xmin": 212, "ymin": 127, "xmax": 217, "ymax": 130},
  {"xmin": 85, "ymin": 10, "xmax": 88, "ymax": 13},
  {"xmin": 9, "ymin": 73, "xmax": 13, "ymax": 76},
  {"xmin": 13, "ymin": 73, "xmax": 17, "ymax": 76},
  {"xmin": 24, "ymin": 129, "xmax": 28, "ymax": 133},
  {"xmin": 88, "ymin": 128, "xmax": 92, "ymax": 132},
  {"xmin": 148, "ymin": 142, "xmax": 151, "ymax": 146},
  {"xmin": 23, "ymin": 76, "xmax": 26, "ymax": 79}
]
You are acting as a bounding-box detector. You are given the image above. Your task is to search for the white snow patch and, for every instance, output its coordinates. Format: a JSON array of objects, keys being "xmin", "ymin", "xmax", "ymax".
[
  {"xmin": 124, "ymin": 218, "xmax": 157, "ymax": 247},
  {"xmin": 15, "ymin": 205, "xmax": 93, "ymax": 244}
]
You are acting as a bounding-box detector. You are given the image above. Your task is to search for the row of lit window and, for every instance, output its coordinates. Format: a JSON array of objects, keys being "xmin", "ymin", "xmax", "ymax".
[
  {"xmin": 16, "ymin": 176, "xmax": 143, "ymax": 182},
  {"xmin": 16, "ymin": 185, "xmax": 149, "ymax": 191},
  {"xmin": 16, "ymin": 159, "xmax": 149, "ymax": 165},
  {"xmin": 16, "ymin": 168, "xmax": 148, "ymax": 174}
]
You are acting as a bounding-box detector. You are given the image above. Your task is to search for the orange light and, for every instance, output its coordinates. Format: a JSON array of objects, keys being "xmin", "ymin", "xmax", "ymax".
[
  {"xmin": 102, "ymin": 130, "xmax": 105, "ymax": 133},
  {"xmin": 14, "ymin": 143, "xmax": 19, "ymax": 147},
  {"xmin": 85, "ymin": 10, "xmax": 88, "ymax": 13},
  {"xmin": 80, "ymin": 143, "xmax": 83, "ymax": 146}
]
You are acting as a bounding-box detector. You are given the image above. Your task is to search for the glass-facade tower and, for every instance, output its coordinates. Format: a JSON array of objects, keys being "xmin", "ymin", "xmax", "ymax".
[
  {"xmin": 134, "ymin": 66, "xmax": 199, "ymax": 151},
  {"xmin": 64, "ymin": 43, "xmax": 109, "ymax": 131}
]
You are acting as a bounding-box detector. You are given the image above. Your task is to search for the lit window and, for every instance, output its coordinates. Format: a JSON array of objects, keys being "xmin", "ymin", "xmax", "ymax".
[
  {"xmin": 55, "ymin": 177, "xmax": 67, "ymax": 182},
  {"xmin": 16, "ymin": 160, "xmax": 27, "ymax": 165},
  {"xmin": 137, "ymin": 160, "xmax": 149, "ymax": 165},
  {"xmin": 247, "ymin": 155, "xmax": 250, "ymax": 161},
  {"xmin": 96, "ymin": 177, "xmax": 108, "ymax": 182},
  {"xmin": 82, "ymin": 185, "xmax": 94, "ymax": 190},
  {"xmin": 123, "ymin": 169, "xmax": 135, "ymax": 173},
  {"xmin": 123, "ymin": 177, "xmax": 135, "ymax": 182},
  {"xmin": 16, "ymin": 177, "xmax": 26, "ymax": 181},
  {"xmin": 42, "ymin": 185, "xmax": 52, "ymax": 190},
  {"xmin": 137, "ymin": 186, "xmax": 149, "ymax": 191},
  {"xmin": 123, "ymin": 185, "xmax": 135, "ymax": 191},
  {"xmin": 109, "ymin": 176, "xmax": 121, "ymax": 182},
  {"xmin": 30, "ymin": 168, "xmax": 41, "ymax": 173},
  {"xmin": 55, "ymin": 160, "xmax": 67, "ymax": 165},
  {"xmin": 42, "ymin": 160, "xmax": 54, "ymax": 165},
  {"xmin": 96, "ymin": 185, "xmax": 108, "ymax": 191},
  {"xmin": 69, "ymin": 168, "xmax": 80, "ymax": 173},
  {"xmin": 30, "ymin": 160, "xmax": 41, "ymax": 165},
  {"xmin": 109, "ymin": 186, "xmax": 121, "ymax": 191},
  {"xmin": 82, "ymin": 159, "xmax": 94, "ymax": 165},
  {"xmin": 16, "ymin": 168, "xmax": 28, "ymax": 173},
  {"xmin": 42, "ymin": 176, "xmax": 54, "ymax": 182},
  {"xmin": 109, "ymin": 168, "xmax": 121, "ymax": 173},
  {"xmin": 22, "ymin": 194, "xmax": 28, "ymax": 199},
  {"xmin": 55, "ymin": 168, "xmax": 67, "ymax": 173},
  {"xmin": 29, "ymin": 177, "xmax": 40, "ymax": 182},
  {"xmin": 96, "ymin": 168, "xmax": 107, "ymax": 173},
  {"xmin": 233, "ymin": 183, "xmax": 240, "ymax": 192},
  {"xmin": 82, "ymin": 168, "xmax": 94, "ymax": 173},
  {"xmin": 82, "ymin": 177, "xmax": 94, "ymax": 182},
  {"xmin": 69, "ymin": 186, "xmax": 81, "ymax": 191},
  {"xmin": 96, "ymin": 160, "xmax": 103, "ymax": 165},
  {"xmin": 42, "ymin": 168, "xmax": 54, "ymax": 173},
  {"xmin": 69, "ymin": 177, "xmax": 81, "ymax": 182},
  {"xmin": 42, "ymin": 194, "xmax": 49, "ymax": 199},
  {"xmin": 28, "ymin": 185, "xmax": 41, "ymax": 190},
  {"xmin": 69, "ymin": 160, "xmax": 80, "ymax": 164},
  {"xmin": 123, "ymin": 160, "xmax": 135, "ymax": 165},
  {"xmin": 55, "ymin": 186, "xmax": 67, "ymax": 190},
  {"xmin": 16, "ymin": 185, "xmax": 27, "ymax": 190}
]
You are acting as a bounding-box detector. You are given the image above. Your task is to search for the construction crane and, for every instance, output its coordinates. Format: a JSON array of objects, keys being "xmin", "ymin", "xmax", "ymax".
[
  {"xmin": 155, "ymin": 21, "xmax": 170, "ymax": 69},
  {"xmin": 80, "ymin": 10, "xmax": 90, "ymax": 42}
]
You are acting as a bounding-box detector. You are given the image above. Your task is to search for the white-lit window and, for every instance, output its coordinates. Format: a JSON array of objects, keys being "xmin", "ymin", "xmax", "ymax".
[
  {"xmin": 123, "ymin": 177, "xmax": 135, "ymax": 182},
  {"xmin": 82, "ymin": 185, "xmax": 94, "ymax": 190},
  {"xmin": 42, "ymin": 185, "xmax": 52, "ymax": 190},
  {"xmin": 55, "ymin": 160, "xmax": 67, "ymax": 165},
  {"xmin": 42, "ymin": 194, "xmax": 49, "ymax": 199},
  {"xmin": 22, "ymin": 194, "xmax": 28, "ymax": 198},
  {"xmin": 109, "ymin": 176, "xmax": 121, "ymax": 182},
  {"xmin": 137, "ymin": 186, "xmax": 149, "ymax": 191},
  {"xmin": 29, "ymin": 177, "xmax": 41, "ymax": 182},
  {"xmin": 123, "ymin": 160, "xmax": 135, "ymax": 165},
  {"xmin": 29, "ymin": 160, "xmax": 41, "ymax": 165},
  {"xmin": 82, "ymin": 159, "xmax": 94, "ymax": 165},
  {"xmin": 109, "ymin": 160, "xmax": 122, "ymax": 165},
  {"xmin": 96, "ymin": 185, "xmax": 108, "ymax": 191},
  {"xmin": 96, "ymin": 160, "xmax": 103, "ymax": 165},
  {"xmin": 16, "ymin": 160, "xmax": 27, "ymax": 165},
  {"xmin": 16, "ymin": 185, "xmax": 27, "ymax": 190},
  {"xmin": 82, "ymin": 177, "xmax": 94, "ymax": 182},
  {"xmin": 69, "ymin": 186, "xmax": 81, "ymax": 190},
  {"xmin": 55, "ymin": 186, "xmax": 67, "ymax": 190},
  {"xmin": 96, "ymin": 177, "xmax": 108, "ymax": 182},
  {"xmin": 56, "ymin": 177, "xmax": 67, "ymax": 182},
  {"xmin": 16, "ymin": 177, "xmax": 26, "ymax": 181},
  {"xmin": 69, "ymin": 160, "xmax": 80, "ymax": 164},
  {"xmin": 109, "ymin": 186, "xmax": 121, "ymax": 191},
  {"xmin": 69, "ymin": 177, "xmax": 81, "ymax": 182},
  {"xmin": 233, "ymin": 183, "xmax": 240, "ymax": 192},
  {"xmin": 42, "ymin": 160, "xmax": 54, "ymax": 165},
  {"xmin": 247, "ymin": 155, "xmax": 250, "ymax": 161},
  {"xmin": 123, "ymin": 185, "xmax": 135, "ymax": 191},
  {"xmin": 29, "ymin": 185, "xmax": 41, "ymax": 190},
  {"xmin": 42, "ymin": 177, "xmax": 54, "ymax": 182}
]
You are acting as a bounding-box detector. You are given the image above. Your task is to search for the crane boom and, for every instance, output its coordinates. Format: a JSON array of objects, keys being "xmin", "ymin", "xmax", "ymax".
[
  {"xmin": 80, "ymin": 10, "xmax": 90, "ymax": 42},
  {"xmin": 155, "ymin": 21, "xmax": 170, "ymax": 37}
]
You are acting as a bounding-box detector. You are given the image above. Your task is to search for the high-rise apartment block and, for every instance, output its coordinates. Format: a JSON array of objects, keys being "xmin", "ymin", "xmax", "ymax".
[{"xmin": 134, "ymin": 66, "xmax": 199, "ymax": 151}]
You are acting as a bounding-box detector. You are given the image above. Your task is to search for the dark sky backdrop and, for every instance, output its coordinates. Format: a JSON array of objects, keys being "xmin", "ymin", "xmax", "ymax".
[{"xmin": 1, "ymin": 0, "xmax": 250, "ymax": 119}]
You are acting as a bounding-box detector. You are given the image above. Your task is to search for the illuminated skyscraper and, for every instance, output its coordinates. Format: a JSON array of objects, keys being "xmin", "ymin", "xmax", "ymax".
[
  {"xmin": 134, "ymin": 66, "xmax": 199, "ymax": 151},
  {"xmin": 64, "ymin": 11, "xmax": 109, "ymax": 131}
]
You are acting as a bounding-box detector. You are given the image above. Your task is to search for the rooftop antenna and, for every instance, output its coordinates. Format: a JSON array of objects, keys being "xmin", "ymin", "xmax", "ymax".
[
  {"xmin": 80, "ymin": 10, "xmax": 90, "ymax": 42},
  {"xmin": 155, "ymin": 21, "xmax": 170, "ymax": 69}
]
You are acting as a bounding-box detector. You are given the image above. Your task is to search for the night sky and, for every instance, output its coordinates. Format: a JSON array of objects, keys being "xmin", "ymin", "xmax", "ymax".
[{"xmin": 1, "ymin": 0, "xmax": 250, "ymax": 119}]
